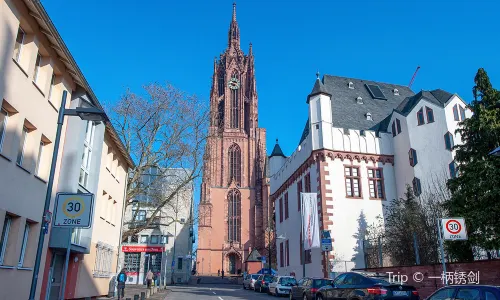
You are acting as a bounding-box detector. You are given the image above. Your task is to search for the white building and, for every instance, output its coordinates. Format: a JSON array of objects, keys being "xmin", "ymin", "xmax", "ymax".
[
  {"xmin": 119, "ymin": 168, "xmax": 194, "ymax": 285},
  {"xmin": 269, "ymin": 74, "xmax": 471, "ymax": 280}
]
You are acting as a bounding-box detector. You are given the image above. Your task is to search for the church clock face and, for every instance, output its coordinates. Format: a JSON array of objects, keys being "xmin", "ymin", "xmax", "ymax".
[{"xmin": 228, "ymin": 77, "xmax": 240, "ymax": 90}]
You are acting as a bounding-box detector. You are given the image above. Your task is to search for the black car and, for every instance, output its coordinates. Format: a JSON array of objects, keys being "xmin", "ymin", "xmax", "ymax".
[
  {"xmin": 425, "ymin": 285, "xmax": 500, "ymax": 300},
  {"xmin": 315, "ymin": 272, "xmax": 419, "ymax": 300},
  {"xmin": 254, "ymin": 274, "xmax": 274, "ymax": 293},
  {"xmin": 290, "ymin": 277, "xmax": 334, "ymax": 300}
]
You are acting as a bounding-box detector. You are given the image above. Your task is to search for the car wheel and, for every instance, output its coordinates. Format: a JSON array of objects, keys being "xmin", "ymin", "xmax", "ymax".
[
  {"xmin": 316, "ymin": 295, "xmax": 323, "ymax": 300},
  {"xmin": 260, "ymin": 286, "xmax": 263, "ymax": 293},
  {"xmin": 289, "ymin": 292, "xmax": 294, "ymax": 300},
  {"xmin": 275, "ymin": 289, "xmax": 279, "ymax": 297},
  {"xmin": 243, "ymin": 284, "xmax": 246, "ymax": 290},
  {"xmin": 303, "ymin": 294, "xmax": 308, "ymax": 300}
]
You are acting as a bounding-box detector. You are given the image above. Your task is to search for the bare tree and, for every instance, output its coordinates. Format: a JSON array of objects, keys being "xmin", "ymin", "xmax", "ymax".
[{"xmin": 109, "ymin": 83, "xmax": 210, "ymax": 242}]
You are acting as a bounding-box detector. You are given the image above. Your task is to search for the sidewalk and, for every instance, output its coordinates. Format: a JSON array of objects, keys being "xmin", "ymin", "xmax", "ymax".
[{"xmin": 97, "ymin": 285, "xmax": 169, "ymax": 300}]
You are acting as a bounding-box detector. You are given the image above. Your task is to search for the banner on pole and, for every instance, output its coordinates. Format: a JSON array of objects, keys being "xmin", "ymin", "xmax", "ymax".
[{"xmin": 301, "ymin": 193, "xmax": 320, "ymax": 250}]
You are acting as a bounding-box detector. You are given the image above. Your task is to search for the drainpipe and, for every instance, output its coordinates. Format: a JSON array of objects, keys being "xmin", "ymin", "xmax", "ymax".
[{"xmin": 114, "ymin": 168, "xmax": 130, "ymax": 296}]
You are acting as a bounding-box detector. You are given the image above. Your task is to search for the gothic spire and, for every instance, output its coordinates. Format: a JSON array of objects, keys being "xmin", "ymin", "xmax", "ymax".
[{"xmin": 228, "ymin": 3, "xmax": 240, "ymax": 49}]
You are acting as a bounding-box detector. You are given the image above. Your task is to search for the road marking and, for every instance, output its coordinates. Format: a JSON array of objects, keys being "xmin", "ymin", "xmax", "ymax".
[
  {"xmin": 213, "ymin": 292, "xmax": 217, "ymax": 294},
  {"xmin": 218, "ymin": 297, "xmax": 223, "ymax": 300}
]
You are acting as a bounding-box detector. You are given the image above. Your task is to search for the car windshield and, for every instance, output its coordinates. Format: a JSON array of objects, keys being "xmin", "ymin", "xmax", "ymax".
[
  {"xmin": 251, "ymin": 274, "xmax": 260, "ymax": 279},
  {"xmin": 314, "ymin": 279, "xmax": 333, "ymax": 288},
  {"xmin": 369, "ymin": 276, "xmax": 391, "ymax": 284},
  {"xmin": 280, "ymin": 277, "xmax": 297, "ymax": 286},
  {"xmin": 264, "ymin": 275, "xmax": 273, "ymax": 281}
]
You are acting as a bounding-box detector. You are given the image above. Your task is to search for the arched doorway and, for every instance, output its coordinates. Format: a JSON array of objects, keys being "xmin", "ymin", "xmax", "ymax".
[
  {"xmin": 228, "ymin": 253, "xmax": 237, "ymax": 274},
  {"xmin": 224, "ymin": 251, "xmax": 242, "ymax": 275}
]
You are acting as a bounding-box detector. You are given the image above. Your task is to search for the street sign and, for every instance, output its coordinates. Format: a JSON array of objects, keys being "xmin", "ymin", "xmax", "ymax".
[
  {"xmin": 53, "ymin": 193, "xmax": 95, "ymax": 228},
  {"xmin": 441, "ymin": 218, "xmax": 468, "ymax": 240},
  {"xmin": 321, "ymin": 238, "xmax": 332, "ymax": 252}
]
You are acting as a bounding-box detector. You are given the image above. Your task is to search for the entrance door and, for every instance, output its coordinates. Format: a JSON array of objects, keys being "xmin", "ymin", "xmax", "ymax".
[
  {"xmin": 47, "ymin": 253, "xmax": 65, "ymax": 300},
  {"xmin": 228, "ymin": 254, "xmax": 236, "ymax": 274}
]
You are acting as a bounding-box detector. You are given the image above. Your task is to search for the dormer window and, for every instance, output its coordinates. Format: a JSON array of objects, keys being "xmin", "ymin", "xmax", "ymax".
[
  {"xmin": 393, "ymin": 88, "xmax": 399, "ymax": 95},
  {"xmin": 366, "ymin": 113, "xmax": 372, "ymax": 121},
  {"xmin": 348, "ymin": 82, "xmax": 354, "ymax": 89},
  {"xmin": 360, "ymin": 130, "xmax": 366, "ymax": 136},
  {"xmin": 343, "ymin": 128, "xmax": 350, "ymax": 135},
  {"xmin": 356, "ymin": 97, "xmax": 363, "ymax": 104}
]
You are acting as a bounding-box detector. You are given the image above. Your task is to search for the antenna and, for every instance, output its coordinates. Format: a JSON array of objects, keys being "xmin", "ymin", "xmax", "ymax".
[{"xmin": 408, "ymin": 66, "xmax": 420, "ymax": 88}]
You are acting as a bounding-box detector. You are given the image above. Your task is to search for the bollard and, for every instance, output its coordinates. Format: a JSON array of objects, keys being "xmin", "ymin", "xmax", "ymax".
[
  {"xmin": 134, "ymin": 295, "xmax": 139, "ymax": 300},
  {"xmin": 126, "ymin": 298, "xmax": 131, "ymax": 300},
  {"xmin": 140, "ymin": 291, "xmax": 145, "ymax": 300},
  {"xmin": 146, "ymin": 289, "xmax": 151, "ymax": 298}
]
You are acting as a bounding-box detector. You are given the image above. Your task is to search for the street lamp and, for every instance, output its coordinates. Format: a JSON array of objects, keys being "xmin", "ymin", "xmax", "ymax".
[{"xmin": 29, "ymin": 91, "xmax": 108, "ymax": 300}]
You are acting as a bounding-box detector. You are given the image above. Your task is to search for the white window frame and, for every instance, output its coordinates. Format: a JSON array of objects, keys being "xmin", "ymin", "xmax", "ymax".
[
  {"xmin": 161, "ymin": 235, "xmax": 168, "ymax": 244},
  {"xmin": 79, "ymin": 121, "xmax": 95, "ymax": 187},
  {"xmin": 48, "ymin": 74, "xmax": 56, "ymax": 101},
  {"xmin": 0, "ymin": 216, "xmax": 12, "ymax": 265},
  {"xmin": 139, "ymin": 235, "xmax": 148, "ymax": 243},
  {"xmin": 33, "ymin": 53, "xmax": 42, "ymax": 83},
  {"xmin": 14, "ymin": 27, "xmax": 25, "ymax": 63},
  {"xmin": 150, "ymin": 235, "xmax": 159, "ymax": 244},
  {"xmin": 18, "ymin": 223, "xmax": 30, "ymax": 267},
  {"xmin": 35, "ymin": 140, "xmax": 45, "ymax": 175},
  {"xmin": 0, "ymin": 108, "xmax": 8, "ymax": 152},
  {"xmin": 17, "ymin": 126, "xmax": 28, "ymax": 166}
]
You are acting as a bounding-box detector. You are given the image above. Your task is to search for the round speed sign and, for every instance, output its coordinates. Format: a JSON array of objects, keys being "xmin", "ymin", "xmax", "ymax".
[
  {"xmin": 54, "ymin": 193, "xmax": 94, "ymax": 228},
  {"xmin": 445, "ymin": 220, "xmax": 462, "ymax": 234},
  {"xmin": 441, "ymin": 218, "xmax": 467, "ymax": 241},
  {"xmin": 63, "ymin": 197, "xmax": 86, "ymax": 219}
]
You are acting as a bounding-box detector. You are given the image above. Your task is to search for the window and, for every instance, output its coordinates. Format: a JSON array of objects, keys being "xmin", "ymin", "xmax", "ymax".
[
  {"xmin": 227, "ymin": 189, "xmax": 241, "ymax": 242},
  {"xmin": 35, "ymin": 140, "xmax": 45, "ymax": 175},
  {"xmin": 343, "ymin": 128, "xmax": 350, "ymax": 135},
  {"xmin": 392, "ymin": 121, "xmax": 396, "ymax": 137},
  {"xmin": 150, "ymin": 235, "xmax": 159, "ymax": 244},
  {"xmin": 33, "ymin": 53, "xmax": 42, "ymax": 83},
  {"xmin": 284, "ymin": 192, "xmax": 289, "ymax": 220},
  {"xmin": 366, "ymin": 113, "xmax": 372, "ymax": 121},
  {"xmin": 409, "ymin": 148, "xmax": 418, "ymax": 167},
  {"xmin": 412, "ymin": 177, "xmax": 422, "ymax": 196},
  {"xmin": 459, "ymin": 105, "xmax": 466, "ymax": 121},
  {"xmin": 485, "ymin": 291, "xmax": 498, "ymax": 300},
  {"xmin": 0, "ymin": 108, "xmax": 8, "ymax": 152},
  {"xmin": 17, "ymin": 126, "xmax": 28, "ymax": 166},
  {"xmin": 348, "ymin": 82, "xmax": 354, "ymax": 89},
  {"xmin": 344, "ymin": 166, "xmax": 361, "ymax": 197},
  {"xmin": 279, "ymin": 242, "xmax": 284, "ymax": 267},
  {"xmin": 449, "ymin": 162, "xmax": 457, "ymax": 178},
  {"xmin": 139, "ymin": 235, "xmax": 148, "ymax": 243},
  {"xmin": 279, "ymin": 197, "xmax": 283, "ymax": 223},
  {"xmin": 286, "ymin": 240, "xmax": 289, "ymax": 266},
  {"xmin": 13, "ymin": 27, "xmax": 25, "ymax": 62},
  {"xmin": 297, "ymin": 180, "xmax": 302, "ymax": 211},
  {"xmin": 48, "ymin": 74, "xmax": 56, "ymax": 101},
  {"xmin": 444, "ymin": 132, "xmax": 454, "ymax": 151},
  {"xmin": 177, "ymin": 257, "xmax": 183, "ymax": 270},
  {"xmin": 217, "ymin": 69, "xmax": 225, "ymax": 97},
  {"xmin": 428, "ymin": 288, "xmax": 456, "ymax": 300},
  {"xmin": 417, "ymin": 108, "xmax": 425, "ymax": 125},
  {"xmin": 230, "ymin": 73, "xmax": 239, "ymax": 128},
  {"xmin": 94, "ymin": 243, "xmax": 113, "ymax": 277},
  {"xmin": 360, "ymin": 130, "xmax": 366, "ymax": 136},
  {"xmin": 456, "ymin": 288, "xmax": 480, "ymax": 300},
  {"xmin": 134, "ymin": 210, "xmax": 146, "ymax": 222},
  {"xmin": 228, "ymin": 144, "xmax": 241, "ymax": 185},
  {"xmin": 79, "ymin": 121, "xmax": 95, "ymax": 187},
  {"xmin": 18, "ymin": 223, "xmax": 30, "ymax": 267},
  {"xmin": 426, "ymin": 107, "xmax": 434, "ymax": 123},
  {"xmin": 161, "ymin": 235, "xmax": 168, "ymax": 244},
  {"xmin": 368, "ymin": 168, "xmax": 384, "ymax": 199},
  {"xmin": 0, "ymin": 215, "xmax": 12, "ymax": 265},
  {"xmin": 71, "ymin": 228, "xmax": 82, "ymax": 245},
  {"xmin": 453, "ymin": 104, "xmax": 460, "ymax": 121},
  {"xmin": 304, "ymin": 173, "xmax": 311, "ymax": 192},
  {"xmin": 130, "ymin": 235, "xmax": 138, "ymax": 244},
  {"xmin": 396, "ymin": 119, "xmax": 401, "ymax": 134},
  {"xmin": 124, "ymin": 252, "xmax": 140, "ymax": 273}
]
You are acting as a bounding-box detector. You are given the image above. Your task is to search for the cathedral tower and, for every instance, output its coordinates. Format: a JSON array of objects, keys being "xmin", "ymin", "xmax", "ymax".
[{"xmin": 197, "ymin": 3, "xmax": 270, "ymax": 275}]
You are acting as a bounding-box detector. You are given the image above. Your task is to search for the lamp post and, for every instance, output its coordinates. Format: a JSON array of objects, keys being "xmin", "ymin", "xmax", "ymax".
[{"xmin": 28, "ymin": 91, "xmax": 108, "ymax": 300}]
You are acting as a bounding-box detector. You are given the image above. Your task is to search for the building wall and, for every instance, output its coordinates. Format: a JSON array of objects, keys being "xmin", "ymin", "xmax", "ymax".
[{"xmin": 0, "ymin": 0, "xmax": 76, "ymax": 299}]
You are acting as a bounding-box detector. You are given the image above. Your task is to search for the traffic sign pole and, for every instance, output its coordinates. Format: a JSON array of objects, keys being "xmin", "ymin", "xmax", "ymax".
[
  {"xmin": 60, "ymin": 230, "xmax": 72, "ymax": 300},
  {"xmin": 437, "ymin": 218, "xmax": 447, "ymax": 285}
]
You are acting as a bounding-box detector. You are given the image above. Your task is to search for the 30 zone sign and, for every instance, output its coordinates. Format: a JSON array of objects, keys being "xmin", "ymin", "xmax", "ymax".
[
  {"xmin": 441, "ymin": 218, "xmax": 467, "ymax": 241},
  {"xmin": 53, "ymin": 193, "xmax": 95, "ymax": 228}
]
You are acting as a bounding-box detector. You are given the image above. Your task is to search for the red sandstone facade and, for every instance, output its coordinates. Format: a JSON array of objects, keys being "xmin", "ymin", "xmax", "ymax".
[{"xmin": 197, "ymin": 4, "xmax": 271, "ymax": 275}]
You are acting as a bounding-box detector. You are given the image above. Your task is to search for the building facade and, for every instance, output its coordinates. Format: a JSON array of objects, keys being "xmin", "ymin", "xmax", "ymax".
[
  {"xmin": 120, "ymin": 168, "xmax": 194, "ymax": 285},
  {"xmin": 269, "ymin": 74, "xmax": 471, "ymax": 280},
  {"xmin": 197, "ymin": 4, "xmax": 271, "ymax": 275}
]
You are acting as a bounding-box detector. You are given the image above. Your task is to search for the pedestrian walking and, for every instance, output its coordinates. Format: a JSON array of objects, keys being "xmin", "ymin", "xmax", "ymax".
[
  {"xmin": 146, "ymin": 270, "xmax": 154, "ymax": 288},
  {"xmin": 218, "ymin": 269, "xmax": 220, "ymax": 277},
  {"xmin": 117, "ymin": 269, "xmax": 127, "ymax": 300},
  {"xmin": 221, "ymin": 270, "xmax": 224, "ymax": 279}
]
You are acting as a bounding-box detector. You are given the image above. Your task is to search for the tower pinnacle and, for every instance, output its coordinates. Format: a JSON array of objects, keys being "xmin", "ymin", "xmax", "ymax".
[
  {"xmin": 228, "ymin": 3, "xmax": 240, "ymax": 48},
  {"xmin": 232, "ymin": 2, "xmax": 237, "ymax": 21}
]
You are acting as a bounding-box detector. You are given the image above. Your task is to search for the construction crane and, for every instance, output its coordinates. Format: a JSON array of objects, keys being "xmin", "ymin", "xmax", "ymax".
[{"xmin": 408, "ymin": 66, "xmax": 420, "ymax": 88}]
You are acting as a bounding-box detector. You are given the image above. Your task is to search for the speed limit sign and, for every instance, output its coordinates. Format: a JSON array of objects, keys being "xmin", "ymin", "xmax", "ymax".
[
  {"xmin": 441, "ymin": 218, "xmax": 467, "ymax": 240},
  {"xmin": 53, "ymin": 193, "xmax": 95, "ymax": 228}
]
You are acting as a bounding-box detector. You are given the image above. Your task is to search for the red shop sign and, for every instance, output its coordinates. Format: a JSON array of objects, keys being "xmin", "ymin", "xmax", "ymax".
[{"xmin": 122, "ymin": 246, "xmax": 164, "ymax": 253}]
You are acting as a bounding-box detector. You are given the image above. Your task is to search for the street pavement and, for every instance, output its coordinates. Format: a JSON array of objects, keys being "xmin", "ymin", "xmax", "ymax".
[{"xmin": 167, "ymin": 284, "xmax": 280, "ymax": 300}]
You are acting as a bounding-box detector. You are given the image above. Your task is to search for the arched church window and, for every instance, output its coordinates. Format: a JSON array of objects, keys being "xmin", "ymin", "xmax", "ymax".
[
  {"xmin": 218, "ymin": 69, "xmax": 225, "ymax": 97},
  {"xmin": 227, "ymin": 189, "xmax": 241, "ymax": 243},
  {"xmin": 228, "ymin": 144, "xmax": 241, "ymax": 185},
  {"xmin": 229, "ymin": 72, "xmax": 240, "ymax": 128}
]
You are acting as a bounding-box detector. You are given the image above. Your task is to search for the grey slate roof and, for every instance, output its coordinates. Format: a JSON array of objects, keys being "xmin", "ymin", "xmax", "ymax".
[
  {"xmin": 395, "ymin": 89, "xmax": 453, "ymax": 116},
  {"xmin": 298, "ymin": 119, "xmax": 310, "ymax": 145},
  {"xmin": 307, "ymin": 78, "xmax": 331, "ymax": 102},
  {"xmin": 245, "ymin": 248, "xmax": 262, "ymax": 262},
  {"xmin": 270, "ymin": 140, "xmax": 286, "ymax": 158}
]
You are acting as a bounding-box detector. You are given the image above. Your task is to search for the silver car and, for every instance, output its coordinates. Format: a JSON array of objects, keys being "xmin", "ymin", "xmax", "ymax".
[
  {"xmin": 269, "ymin": 276, "xmax": 297, "ymax": 296},
  {"xmin": 243, "ymin": 274, "xmax": 260, "ymax": 290}
]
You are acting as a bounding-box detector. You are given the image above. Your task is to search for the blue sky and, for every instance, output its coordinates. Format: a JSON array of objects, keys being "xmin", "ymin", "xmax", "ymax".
[{"xmin": 43, "ymin": 0, "xmax": 499, "ymax": 200}]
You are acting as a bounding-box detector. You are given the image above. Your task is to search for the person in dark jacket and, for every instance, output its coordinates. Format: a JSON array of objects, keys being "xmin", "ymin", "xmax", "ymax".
[{"xmin": 117, "ymin": 269, "xmax": 127, "ymax": 299}]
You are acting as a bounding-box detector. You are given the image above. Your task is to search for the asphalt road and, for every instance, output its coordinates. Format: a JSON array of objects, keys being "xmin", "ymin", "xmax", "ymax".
[{"xmin": 167, "ymin": 284, "xmax": 285, "ymax": 300}]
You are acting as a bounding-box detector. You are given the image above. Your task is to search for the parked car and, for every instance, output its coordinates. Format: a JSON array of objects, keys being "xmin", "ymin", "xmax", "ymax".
[
  {"xmin": 243, "ymin": 273, "xmax": 260, "ymax": 290},
  {"xmin": 290, "ymin": 277, "xmax": 334, "ymax": 300},
  {"xmin": 269, "ymin": 275, "xmax": 298, "ymax": 296},
  {"xmin": 425, "ymin": 285, "xmax": 500, "ymax": 300},
  {"xmin": 315, "ymin": 272, "xmax": 419, "ymax": 300},
  {"xmin": 255, "ymin": 274, "xmax": 275, "ymax": 293}
]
